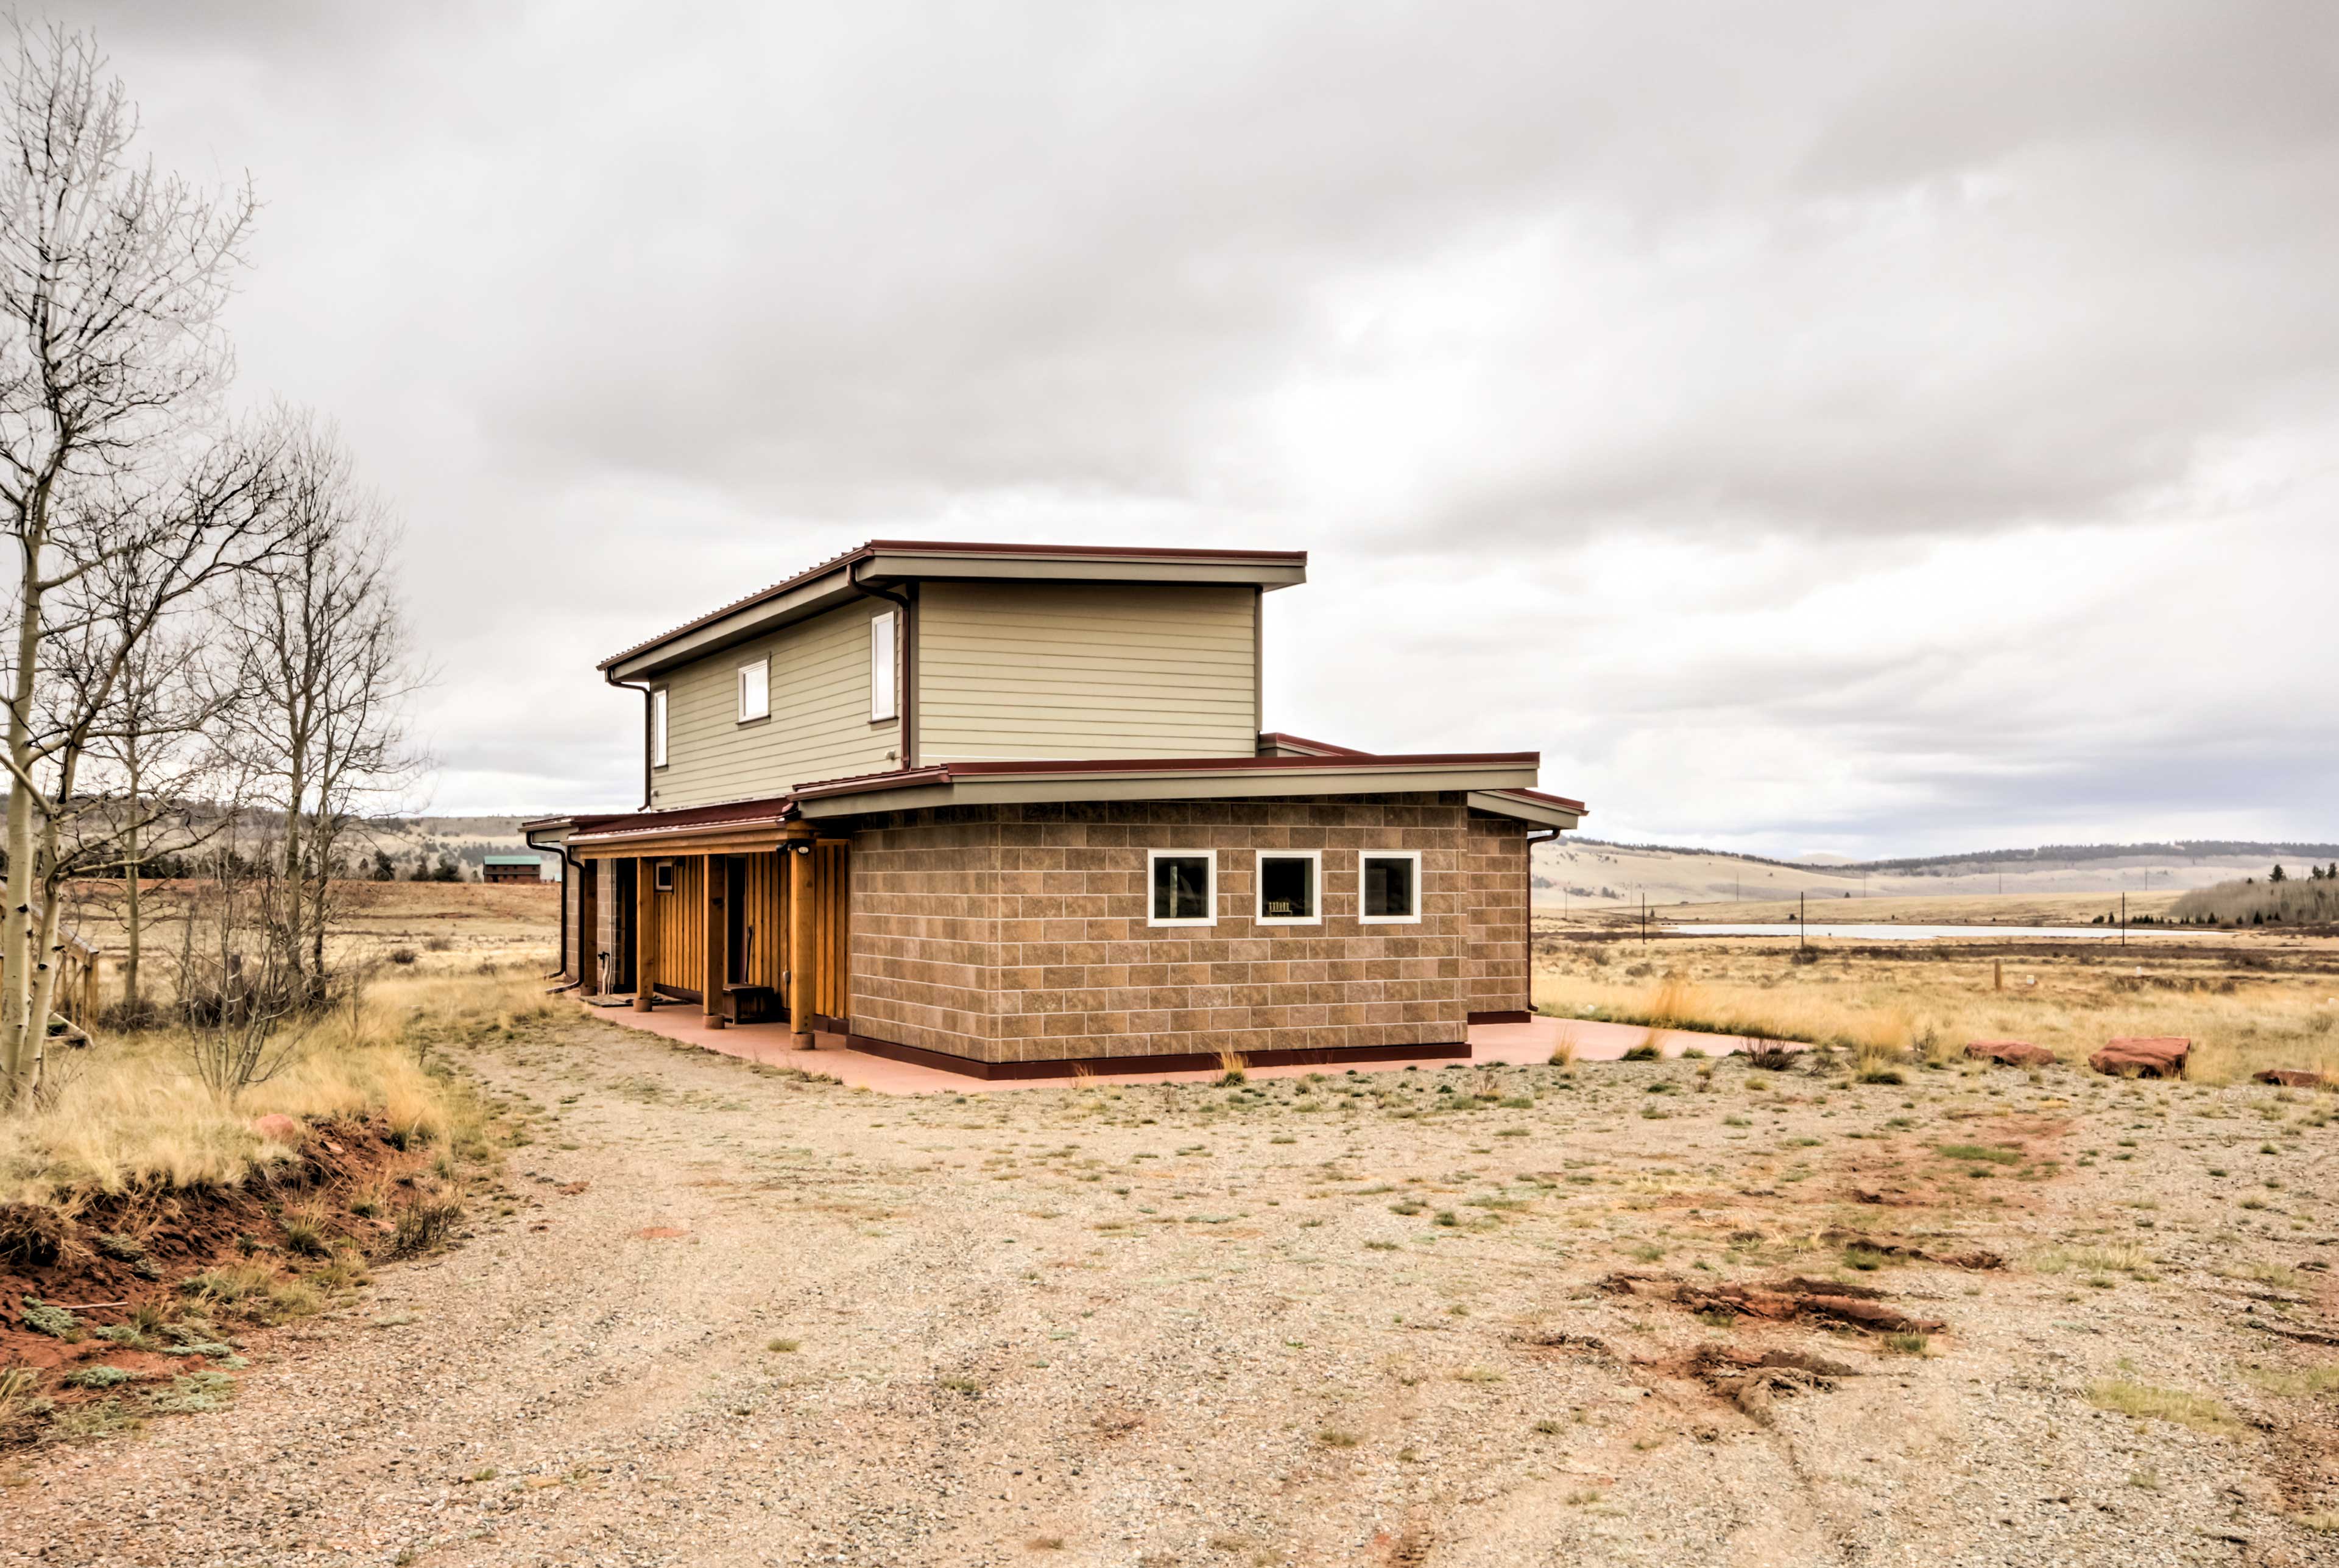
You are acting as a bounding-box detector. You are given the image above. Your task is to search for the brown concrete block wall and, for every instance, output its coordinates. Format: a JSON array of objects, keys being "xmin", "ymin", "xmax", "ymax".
[
  {"xmin": 847, "ymin": 795, "xmax": 1525, "ymax": 1065},
  {"xmin": 1464, "ymin": 814, "xmax": 1531, "ymax": 1016},
  {"xmin": 846, "ymin": 809, "xmax": 1004, "ymax": 1060}
]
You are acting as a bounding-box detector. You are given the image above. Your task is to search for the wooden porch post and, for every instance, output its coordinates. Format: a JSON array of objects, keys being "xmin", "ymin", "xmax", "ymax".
[
  {"xmin": 577, "ymin": 859, "xmax": 599, "ymax": 996},
  {"xmin": 704, "ymin": 852, "xmax": 726, "ymax": 1028},
  {"xmin": 787, "ymin": 838, "xmax": 814, "ymax": 1047},
  {"xmin": 633, "ymin": 856, "xmax": 657, "ymax": 1010}
]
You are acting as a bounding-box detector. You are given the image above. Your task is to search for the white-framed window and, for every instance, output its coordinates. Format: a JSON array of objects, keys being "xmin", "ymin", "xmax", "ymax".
[
  {"xmin": 870, "ymin": 610, "xmax": 898, "ymax": 722},
  {"xmin": 1358, "ymin": 850, "xmax": 1422, "ymax": 924},
  {"xmin": 649, "ymin": 687, "xmax": 668, "ymax": 769},
  {"xmin": 736, "ymin": 656, "xmax": 770, "ymax": 723},
  {"xmin": 1255, "ymin": 849, "xmax": 1320, "ymax": 924},
  {"xmin": 1146, "ymin": 849, "xmax": 1215, "ymax": 926},
  {"xmin": 654, "ymin": 860, "xmax": 674, "ymax": 892}
]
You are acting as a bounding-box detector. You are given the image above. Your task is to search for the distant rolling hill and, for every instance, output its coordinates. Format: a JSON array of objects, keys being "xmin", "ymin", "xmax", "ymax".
[{"xmin": 1537, "ymin": 838, "xmax": 2339, "ymax": 911}]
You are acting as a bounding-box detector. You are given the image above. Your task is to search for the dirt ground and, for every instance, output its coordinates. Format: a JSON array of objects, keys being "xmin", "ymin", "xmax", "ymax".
[{"xmin": 5, "ymin": 999, "xmax": 2337, "ymax": 1566}]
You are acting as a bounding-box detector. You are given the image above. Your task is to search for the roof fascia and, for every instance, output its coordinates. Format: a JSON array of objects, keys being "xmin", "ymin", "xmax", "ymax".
[
  {"xmin": 858, "ymin": 546, "xmax": 1305, "ymax": 592},
  {"xmin": 605, "ymin": 572, "xmax": 864, "ymax": 681},
  {"xmin": 796, "ymin": 759, "xmax": 1541, "ymax": 820},
  {"xmin": 1464, "ymin": 790, "xmax": 1583, "ymax": 829}
]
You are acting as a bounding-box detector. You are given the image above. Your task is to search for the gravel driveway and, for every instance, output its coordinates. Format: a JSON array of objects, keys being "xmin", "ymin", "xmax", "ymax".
[{"xmin": 5, "ymin": 1013, "xmax": 2334, "ymax": 1566}]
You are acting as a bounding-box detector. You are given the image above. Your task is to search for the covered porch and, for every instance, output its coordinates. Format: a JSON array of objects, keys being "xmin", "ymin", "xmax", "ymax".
[{"xmin": 568, "ymin": 798, "xmax": 849, "ymax": 1045}]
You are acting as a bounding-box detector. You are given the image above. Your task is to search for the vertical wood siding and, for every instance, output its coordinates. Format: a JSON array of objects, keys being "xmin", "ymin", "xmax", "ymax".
[
  {"xmin": 814, "ymin": 841, "xmax": 850, "ymax": 1017},
  {"xmin": 916, "ymin": 582, "xmax": 1257, "ymax": 761},
  {"xmin": 742, "ymin": 851, "xmax": 786, "ymax": 990},
  {"xmin": 649, "ymin": 603, "xmax": 901, "ymax": 809},
  {"xmin": 650, "ymin": 856, "xmax": 707, "ymax": 1000}
]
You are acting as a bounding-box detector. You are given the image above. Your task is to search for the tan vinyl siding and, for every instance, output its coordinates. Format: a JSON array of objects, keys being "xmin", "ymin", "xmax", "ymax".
[
  {"xmin": 917, "ymin": 581, "xmax": 1257, "ymax": 762},
  {"xmin": 651, "ymin": 603, "xmax": 899, "ymax": 808}
]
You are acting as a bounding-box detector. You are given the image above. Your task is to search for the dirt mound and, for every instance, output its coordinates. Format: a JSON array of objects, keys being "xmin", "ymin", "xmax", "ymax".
[
  {"xmin": 1597, "ymin": 1270, "xmax": 1946, "ymax": 1334},
  {"xmin": 2, "ymin": 1116, "xmax": 430, "ymax": 1396},
  {"xmin": 1966, "ymin": 1040, "xmax": 2056, "ymax": 1067},
  {"xmin": 2254, "ymin": 1069, "xmax": 2331, "ymax": 1088},
  {"xmin": 2090, "ymin": 1036, "xmax": 2190, "ymax": 1078}
]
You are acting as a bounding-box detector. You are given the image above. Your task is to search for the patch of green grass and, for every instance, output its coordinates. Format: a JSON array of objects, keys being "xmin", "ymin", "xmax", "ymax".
[
  {"xmin": 19, "ymin": 1297, "xmax": 80, "ymax": 1340},
  {"xmin": 2086, "ymin": 1379, "xmax": 2240, "ymax": 1433},
  {"xmin": 48, "ymin": 1396, "xmax": 145, "ymax": 1443},
  {"xmin": 766, "ymin": 1338, "xmax": 799, "ymax": 1353},
  {"xmin": 148, "ymin": 1370, "xmax": 237, "ymax": 1414},
  {"xmin": 63, "ymin": 1365, "xmax": 136, "ymax": 1389},
  {"xmin": 1937, "ymin": 1142, "xmax": 2023, "ymax": 1165}
]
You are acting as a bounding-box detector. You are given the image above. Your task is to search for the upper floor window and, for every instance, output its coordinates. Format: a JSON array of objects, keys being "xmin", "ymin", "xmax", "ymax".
[
  {"xmin": 1359, "ymin": 850, "xmax": 1420, "ymax": 923},
  {"xmin": 737, "ymin": 657, "xmax": 770, "ymax": 723},
  {"xmin": 1148, "ymin": 849, "xmax": 1215, "ymax": 926},
  {"xmin": 870, "ymin": 611, "xmax": 898, "ymax": 722},
  {"xmin": 649, "ymin": 687, "xmax": 668, "ymax": 769},
  {"xmin": 1255, "ymin": 850, "xmax": 1319, "ymax": 924}
]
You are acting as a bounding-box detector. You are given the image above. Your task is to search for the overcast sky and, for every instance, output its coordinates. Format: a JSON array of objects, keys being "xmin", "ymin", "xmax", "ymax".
[{"xmin": 56, "ymin": 1, "xmax": 2339, "ymax": 856}]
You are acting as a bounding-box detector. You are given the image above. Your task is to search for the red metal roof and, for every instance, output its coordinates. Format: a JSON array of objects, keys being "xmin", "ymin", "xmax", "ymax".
[
  {"xmin": 566, "ymin": 794, "xmax": 800, "ymax": 843},
  {"xmin": 598, "ymin": 540, "xmax": 1308, "ymax": 672},
  {"xmin": 791, "ymin": 750, "xmax": 1543, "ymax": 800}
]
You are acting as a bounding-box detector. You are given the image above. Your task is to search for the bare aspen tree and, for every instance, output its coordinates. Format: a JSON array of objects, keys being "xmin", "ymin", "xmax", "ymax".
[
  {"xmin": 219, "ymin": 421, "xmax": 423, "ymax": 1003},
  {"xmin": 72, "ymin": 606, "xmax": 240, "ymax": 1023},
  {"xmin": 12, "ymin": 437, "xmax": 289, "ymax": 1091},
  {"xmin": 0, "ymin": 23, "xmax": 277, "ymax": 1106}
]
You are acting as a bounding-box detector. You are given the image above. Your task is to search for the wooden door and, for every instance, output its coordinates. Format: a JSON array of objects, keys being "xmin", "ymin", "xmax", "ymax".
[
  {"xmin": 609, "ymin": 859, "xmax": 637, "ymax": 993},
  {"xmin": 724, "ymin": 856, "xmax": 750, "ymax": 986}
]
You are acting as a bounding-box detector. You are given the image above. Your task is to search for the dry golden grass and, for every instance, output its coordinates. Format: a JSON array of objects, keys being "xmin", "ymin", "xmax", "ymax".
[
  {"xmin": 1536, "ymin": 933, "xmax": 2339, "ymax": 1083},
  {"xmin": 0, "ymin": 967, "xmax": 557, "ymax": 1206}
]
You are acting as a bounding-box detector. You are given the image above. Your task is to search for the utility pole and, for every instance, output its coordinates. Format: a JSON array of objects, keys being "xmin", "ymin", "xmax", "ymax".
[
  {"xmin": 1799, "ymin": 891, "xmax": 1806, "ymax": 954},
  {"xmin": 2122, "ymin": 890, "xmax": 2127, "ymax": 947}
]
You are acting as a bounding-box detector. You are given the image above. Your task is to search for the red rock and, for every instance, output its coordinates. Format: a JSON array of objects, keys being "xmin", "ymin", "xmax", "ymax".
[
  {"xmin": 249, "ymin": 1113, "xmax": 304, "ymax": 1144},
  {"xmin": 2254, "ymin": 1069, "xmax": 2330, "ymax": 1088},
  {"xmin": 2089, "ymin": 1036, "xmax": 2190, "ymax": 1078},
  {"xmin": 1966, "ymin": 1040, "xmax": 2056, "ymax": 1067}
]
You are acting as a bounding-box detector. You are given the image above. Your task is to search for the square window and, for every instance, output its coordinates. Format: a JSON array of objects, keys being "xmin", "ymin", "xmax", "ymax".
[
  {"xmin": 1148, "ymin": 850, "xmax": 1215, "ymax": 926},
  {"xmin": 1359, "ymin": 851, "xmax": 1420, "ymax": 924},
  {"xmin": 1255, "ymin": 850, "xmax": 1319, "ymax": 924},
  {"xmin": 737, "ymin": 658, "xmax": 770, "ymax": 722}
]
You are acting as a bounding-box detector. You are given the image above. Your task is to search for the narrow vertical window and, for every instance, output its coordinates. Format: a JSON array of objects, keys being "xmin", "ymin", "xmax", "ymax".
[
  {"xmin": 1147, "ymin": 850, "xmax": 1215, "ymax": 926},
  {"xmin": 1359, "ymin": 851, "xmax": 1421, "ymax": 924},
  {"xmin": 649, "ymin": 687, "xmax": 668, "ymax": 768},
  {"xmin": 870, "ymin": 611, "xmax": 898, "ymax": 722},
  {"xmin": 736, "ymin": 657, "xmax": 770, "ymax": 722}
]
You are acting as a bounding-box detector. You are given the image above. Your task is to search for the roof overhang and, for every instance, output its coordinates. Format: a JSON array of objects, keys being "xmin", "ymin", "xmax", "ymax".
[
  {"xmin": 1466, "ymin": 789, "xmax": 1584, "ymax": 830},
  {"xmin": 601, "ymin": 540, "xmax": 1308, "ymax": 681},
  {"xmin": 791, "ymin": 753, "xmax": 1545, "ymax": 820},
  {"xmin": 565, "ymin": 796, "xmax": 802, "ymax": 858}
]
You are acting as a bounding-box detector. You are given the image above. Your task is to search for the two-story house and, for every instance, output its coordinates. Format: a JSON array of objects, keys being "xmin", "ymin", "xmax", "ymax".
[{"xmin": 523, "ymin": 541, "xmax": 1584, "ymax": 1079}]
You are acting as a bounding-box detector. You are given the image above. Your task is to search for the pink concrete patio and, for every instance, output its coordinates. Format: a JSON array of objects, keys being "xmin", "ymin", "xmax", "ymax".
[{"xmin": 573, "ymin": 996, "xmax": 1766, "ymax": 1094}]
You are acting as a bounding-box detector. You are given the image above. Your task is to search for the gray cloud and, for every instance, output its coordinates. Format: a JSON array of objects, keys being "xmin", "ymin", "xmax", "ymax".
[{"xmin": 47, "ymin": 1, "xmax": 2339, "ymax": 849}]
